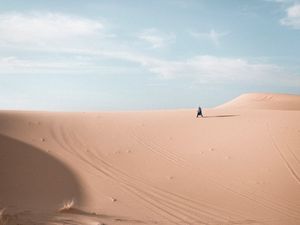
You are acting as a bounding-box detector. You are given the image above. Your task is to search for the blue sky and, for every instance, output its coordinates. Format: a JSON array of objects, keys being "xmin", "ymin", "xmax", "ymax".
[{"xmin": 0, "ymin": 0, "xmax": 299, "ymax": 110}]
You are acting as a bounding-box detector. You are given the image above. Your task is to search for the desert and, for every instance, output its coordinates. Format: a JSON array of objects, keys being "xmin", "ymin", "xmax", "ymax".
[{"xmin": 1, "ymin": 93, "xmax": 300, "ymax": 225}]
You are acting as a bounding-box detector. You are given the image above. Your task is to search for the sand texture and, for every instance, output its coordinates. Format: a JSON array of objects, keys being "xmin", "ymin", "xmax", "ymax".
[{"xmin": 1, "ymin": 93, "xmax": 300, "ymax": 225}]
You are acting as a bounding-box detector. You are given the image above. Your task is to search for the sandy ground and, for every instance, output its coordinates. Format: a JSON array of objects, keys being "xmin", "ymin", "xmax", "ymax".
[{"xmin": 0, "ymin": 93, "xmax": 300, "ymax": 225}]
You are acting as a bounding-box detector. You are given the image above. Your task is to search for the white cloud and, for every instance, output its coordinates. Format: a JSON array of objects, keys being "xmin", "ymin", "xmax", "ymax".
[
  {"xmin": 0, "ymin": 12, "xmax": 104, "ymax": 45},
  {"xmin": 0, "ymin": 12, "xmax": 298, "ymax": 87},
  {"xmin": 149, "ymin": 56, "xmax": 299, "ymax": 86},
  {"xmin": 0, "ymin": 56, "xmax": 95, "ymax": 74},
  {"xmin": 265, "ymin": 0, "xmax": 292, "ymax": 3},
  {"xmin": 0, "ymin": 47, "xmax": 299, "ymax": 86},
  {"xmin": 138, "ymin": 56, "xmax": 290, "ymax": 83},
  {"xmin": 280, "ymin": 4, "xmax": 300, "ymax": 29},
  {"xmin": 190, "ymin": 29, "xmax": 229, "ymax": 46},
  {"xmin": 70, "ymin": 49, "xmax": 299, "ymax": 86},
  {"xmin": 137, "ymin": 28, "xmax": 176, "ymax": 48}
]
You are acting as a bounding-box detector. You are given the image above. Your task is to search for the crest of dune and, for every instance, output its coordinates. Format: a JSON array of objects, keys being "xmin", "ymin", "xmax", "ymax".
[{"xmin": 217, "ymin": 93, "xmax": 300, "ymax": 110}]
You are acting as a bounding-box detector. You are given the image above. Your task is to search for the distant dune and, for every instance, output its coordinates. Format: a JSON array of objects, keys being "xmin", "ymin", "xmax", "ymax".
[
  {"xmin": 217, "ymin": 93, "xmax": 300, "ymax": 110},
  {"xmin": 0, "ymin": 93, "xmax": 300, "ymax": 225}
]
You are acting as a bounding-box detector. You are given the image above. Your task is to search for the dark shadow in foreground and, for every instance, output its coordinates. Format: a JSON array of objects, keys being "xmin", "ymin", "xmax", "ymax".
[{"xmin": 0, "ymin": 134, "xmax": 83, "ymax": 211}]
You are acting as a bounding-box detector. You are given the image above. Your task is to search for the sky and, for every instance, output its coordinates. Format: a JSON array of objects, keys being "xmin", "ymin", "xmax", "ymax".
[{"xmin": 0, "ymin": 0, "xmax": 299, "ymax": 111}]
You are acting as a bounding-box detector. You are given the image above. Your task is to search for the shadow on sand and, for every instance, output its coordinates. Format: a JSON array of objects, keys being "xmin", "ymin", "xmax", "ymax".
[
  {"xmin": 0, "ymin": 134, "xmax": 143, "ymax": 224},
  {"xmin": 0, "ymin": 134, "xmax": 83, "ymax": 211},
  {"xmin": 202, "ymin": 114, "xmax": 239, "ymax": 118}
]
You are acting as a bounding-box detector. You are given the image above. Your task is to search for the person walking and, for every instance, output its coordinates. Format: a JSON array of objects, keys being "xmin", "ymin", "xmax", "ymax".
[{"xmin": 197, "ymin": 106, "xmax": 203, "ymax": 118}]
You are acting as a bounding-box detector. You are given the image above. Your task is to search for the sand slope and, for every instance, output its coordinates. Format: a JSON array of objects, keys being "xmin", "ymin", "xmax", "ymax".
[
  {"xmin": 217, "ymin": 93, "xmax": 300, "ymax": 110},
  {"xmin": 1, "ymin": 93, "xmax": 300, "ymax": 225}
]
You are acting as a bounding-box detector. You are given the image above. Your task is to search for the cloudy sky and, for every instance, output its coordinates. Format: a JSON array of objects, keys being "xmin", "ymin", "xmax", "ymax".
[{"xmin": 0, "ymin": 0, "xmax": 299, "ymax": 110}]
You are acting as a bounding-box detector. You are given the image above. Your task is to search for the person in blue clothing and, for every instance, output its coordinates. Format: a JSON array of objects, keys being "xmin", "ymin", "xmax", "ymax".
[{"xmin": 196, "ymin": 106, "xmax": 203, "ymax": 118}]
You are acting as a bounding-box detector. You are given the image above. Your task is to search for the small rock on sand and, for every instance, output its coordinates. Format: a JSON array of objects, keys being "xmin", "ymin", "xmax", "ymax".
[{"xmin": 110, "ymin": 197, "xmax": 117, "ymax": 202}]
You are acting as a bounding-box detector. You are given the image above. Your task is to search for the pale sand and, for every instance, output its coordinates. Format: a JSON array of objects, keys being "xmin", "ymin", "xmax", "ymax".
[{"xmin": 0, "ymin": 93, "xmax": 300, "ymax": 225}]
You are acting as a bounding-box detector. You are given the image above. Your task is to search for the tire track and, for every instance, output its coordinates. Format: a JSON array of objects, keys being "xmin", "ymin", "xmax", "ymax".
[
  {"xmin": 50, "ymin": 124, "xmax": 195, "ymax": 224},
  {"xmin": 131, "ymin": 130, "xmax": 186, "ymax": 167},
  {"xmin": 131, "ymin": 127, "xmax": 188, "ymax": 166},
  {"xmin": 130, "ymin": 124, "xmax": 300, "ymax": 219},
  {"xmin": 287, "ymin": 144, "xmax": 300, "ymax": 165},
  {"xmin": 266, "ymin": 123, "xmax": 300, "ymax": 185},
  {"xmin": 66, "ymin": 126, "xmax": 247, "ymax": 224},
  {"xmin": 70, "ymin": 131, "xmax": 230, "ymax": 223},
  {"xmin": 50, "ymin": 123, "xmax": 300, "ymax": 222},
  {"xmin": 69, "ymin": 128, "xmax": 259, "ymax": 223}
]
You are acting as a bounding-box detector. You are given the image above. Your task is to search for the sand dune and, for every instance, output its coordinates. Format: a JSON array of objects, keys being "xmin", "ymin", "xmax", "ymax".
[
  {"xmin": 217, "ymin": 93, "xmax": 300, "ymax": 110},
  {"xmin": 1, "ymin": 93, "xmax": 300, "ymax": 225}
]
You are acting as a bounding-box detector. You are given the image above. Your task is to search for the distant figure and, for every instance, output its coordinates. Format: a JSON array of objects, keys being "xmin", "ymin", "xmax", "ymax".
[{"xmin": 197, "ymin": 106, "xmax": 203, "ymax": 118}]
